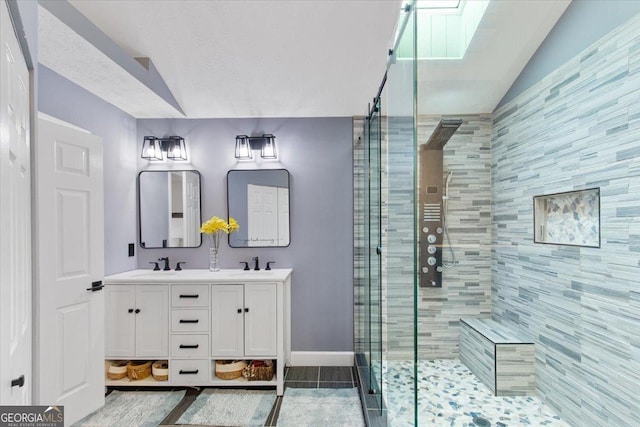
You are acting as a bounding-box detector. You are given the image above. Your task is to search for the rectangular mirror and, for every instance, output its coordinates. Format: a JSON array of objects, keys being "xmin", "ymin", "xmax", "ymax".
[
  {"xmin": 138, "ymin": 170, "xmax": 202, "ymax": 248},
  {"xmin": 227, "ymin": 169, "xmax": 290, "ymax": 247}
]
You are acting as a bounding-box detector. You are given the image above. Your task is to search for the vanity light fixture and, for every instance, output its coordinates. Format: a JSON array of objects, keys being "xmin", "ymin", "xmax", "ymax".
[
  {"xmin": 141, "ymin": 136, "xmax": 188, "ymax": 161},
  {"xmin": 235, "ymin": 135, "xmax": 253, "ymax": 160},
  {"xmin": 234, "ymin": 134, "xmax": 278, "ymax": 160}
]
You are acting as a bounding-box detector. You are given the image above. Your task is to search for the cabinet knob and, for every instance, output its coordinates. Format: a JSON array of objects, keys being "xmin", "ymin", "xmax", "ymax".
[
  {"xmin": 128, "ymin": 309, "xmax": 134, "ymax": 313},
  {"xmin": 179, "ymin": 369, "xmax": 199, "ymax": 375},
  {"xmin": 134, "ymin": 308, "xmax": 141, "ymax": 314},
  {"xmin": 244, "ymin": 307, "xmax": 249, "ymax": 313},
  {"xmin": 237, "ymin": 308, "xmax": 242, "ymax": 314}
]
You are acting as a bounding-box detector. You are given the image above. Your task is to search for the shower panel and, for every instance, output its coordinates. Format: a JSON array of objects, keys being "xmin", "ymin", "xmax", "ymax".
[{"xmin": 419, "ymin": 119, "xmax": 461, "ymax": 288}]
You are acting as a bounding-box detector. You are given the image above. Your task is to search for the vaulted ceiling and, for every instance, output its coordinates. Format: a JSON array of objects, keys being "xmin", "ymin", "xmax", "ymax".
[{"xmin": 38, "ymin": 0, "xmax": 570, "ymax": 119}]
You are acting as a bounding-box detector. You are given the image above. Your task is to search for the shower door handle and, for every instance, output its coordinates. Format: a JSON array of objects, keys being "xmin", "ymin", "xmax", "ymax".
[{"xmin": 376, "ymin": 246, "xmax": 382, "ymax": 255}]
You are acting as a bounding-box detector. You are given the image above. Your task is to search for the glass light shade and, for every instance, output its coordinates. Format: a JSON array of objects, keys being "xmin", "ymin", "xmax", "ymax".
[
  {"xmin": 166, "ymin": 136, "xmax": 187, "ymax": 160},
  {"xmin": 235, "ymin": 135, "xmax": 253, "ymax": 160},
  {"xmin": 141, "ymin": 136, "xmax": 163, "ymax": 160},
  {"xmin": 261, "ymin": 134, "xmax": 277, "ymax": 159}
]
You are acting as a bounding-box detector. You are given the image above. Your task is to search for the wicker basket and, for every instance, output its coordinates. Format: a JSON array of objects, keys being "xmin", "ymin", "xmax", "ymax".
[
  {"xmin": 215, "ymin": 360, "xmax": 247, "ymax": 380},
  {"xmin": 152, "ymin": 360, "xmax": 169, "ymax": 381},
  {"xmin": 242, "ymin": 360, "xmax": 274, "ymax": 381},
  {"xmin": 127, "ymin": 361, "xmax": 152, "ymax": 381},
  {"xmin": 107, "ymin": 361, "xmax": 128, "ymax": 380}
]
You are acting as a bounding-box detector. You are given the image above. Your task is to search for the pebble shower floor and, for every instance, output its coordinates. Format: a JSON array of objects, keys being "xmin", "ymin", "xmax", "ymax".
[{"xmin": 383, "ymin": 359, "xmax": 569, "ymax": 426}]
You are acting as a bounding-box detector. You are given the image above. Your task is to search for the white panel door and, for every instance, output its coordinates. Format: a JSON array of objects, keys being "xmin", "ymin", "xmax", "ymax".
[
  {"xmin": 277, "ymin": 187, "xmax": 289, "ymax": 246},
  {"xmin": 247, "ymin": 184, "xmax": 278, "ymax": 246},
  {"xmin": 105, "ymin": 286, "xmax": 136, "ymax": 357},
  {"xmin": 0, "ymin": 0, "xmax": 31, "ymax": 405},
  {"xmin": 36, "ymin": 117, "xmax": 104, "ymax": 425},
  {"xmin": 135, "ymin": 285, "xmax": 169, "ymax": 357},
  {"xmin": 211, "ymin": 285, "xmax": 244, "ymax": 357},
  {"xmin": 244, "ymin": 284, "xmax": 277, "ymax": 357},
  {"xmin": 184, "ymin": 171, "xmax": 200, "ymax": 246}
]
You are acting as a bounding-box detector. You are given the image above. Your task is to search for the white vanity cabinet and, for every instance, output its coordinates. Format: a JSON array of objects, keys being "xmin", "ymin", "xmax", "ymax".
[
  {"xmin": 105, "ymin": 285, "xmax": 169, "ymax": 358},
  {"xmin": 103, "ymin": 269, "xmax": 292, "ymax": 395},
  {"xmin": 211, "ymin": 283, "xmax": 277, "ymax": 358}
]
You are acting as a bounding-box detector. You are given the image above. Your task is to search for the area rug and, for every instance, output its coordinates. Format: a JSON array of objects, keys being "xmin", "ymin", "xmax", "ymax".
[
  {"xmin": 177, "ymin": 389, "xmax": 276, "ymax": 426},
  {"xmin": 73, "ymin": 390, "xmax": 186, "ymax": 427},
  {"xmin": 276, "ymin": 388, "xmax": 365, "ymax": 427}
]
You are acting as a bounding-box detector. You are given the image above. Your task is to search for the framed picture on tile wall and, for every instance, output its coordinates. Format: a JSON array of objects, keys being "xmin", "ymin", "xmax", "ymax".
[{"xmin": 533, "ymin": 188, "xmax": 600, "ymax": 248}]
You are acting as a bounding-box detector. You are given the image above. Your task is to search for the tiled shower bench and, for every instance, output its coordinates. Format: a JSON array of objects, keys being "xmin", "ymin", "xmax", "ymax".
[{"xmin": 459, "ymin": 318, "xmax": 536, "ymax": 396}]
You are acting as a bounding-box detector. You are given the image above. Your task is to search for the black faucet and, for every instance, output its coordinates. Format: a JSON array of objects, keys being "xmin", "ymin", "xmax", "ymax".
[
  {"xmin": 158, "ymin": 257, "xmax": 170, "ymax": 271},
  {"xmin": 266, "ymin": 261, "xmax": 276, "ymax": 270},
  {"xmin": 252, "ymin": 256, "xmax": 260, "ymax": 271}
]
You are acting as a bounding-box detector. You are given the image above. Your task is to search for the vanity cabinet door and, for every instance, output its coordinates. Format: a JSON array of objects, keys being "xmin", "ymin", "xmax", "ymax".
[
  {"xmin": 135, "ymin": 285, "xmax": 169, "ymax": 357},
  {"xmin": 211, "ymin": 285, "xmax": 244, "ymax": 357},
  {"xmin": 244, "ymin": 283, "xmax": 277, "ymax": 357},
  {"xmin": 106, "ymin": 284, "xmax": 169, "ymax": 358},
  {"xmin": 105, "ymin": 286, "xmax": 136, "ymax": 357}
]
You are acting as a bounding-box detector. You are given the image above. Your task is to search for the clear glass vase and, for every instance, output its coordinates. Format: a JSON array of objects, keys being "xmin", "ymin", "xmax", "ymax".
[{"xmin": 209, "ymin": 247, "xmax": 220, "ymax": 272}]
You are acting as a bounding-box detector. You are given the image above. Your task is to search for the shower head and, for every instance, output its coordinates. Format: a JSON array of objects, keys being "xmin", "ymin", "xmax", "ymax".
[{"xmin": 424, "ymin": 119, "xmax": 462, "ymax": 150}]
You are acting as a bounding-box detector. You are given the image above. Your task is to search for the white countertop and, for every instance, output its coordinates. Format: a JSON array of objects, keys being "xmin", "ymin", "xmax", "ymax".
[{"xmin": 104, "ymin": 268, "xmax": 293, "ymax": 284}]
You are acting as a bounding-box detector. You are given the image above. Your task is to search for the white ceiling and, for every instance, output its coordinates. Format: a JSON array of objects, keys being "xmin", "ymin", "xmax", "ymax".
[{"xmin": 38, "ymin": 0, "xmax": 570, "ymax": 119}]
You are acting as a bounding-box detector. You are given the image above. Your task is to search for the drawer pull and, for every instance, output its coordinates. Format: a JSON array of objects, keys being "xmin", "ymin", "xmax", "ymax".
[
  {"xmin": 179, "ymin": 319, "xmax": 199, "ymax": 324},
  {"xmin": 179, "ymin": 369, "xmax": 199, "ymax": 375},
  {"xmin": 179, "ymin": 344, "xmax": 199, "ymax": 349},
  {"xmin": 179, "ymin": 294, "xmax": 199, "ymax": 299}
]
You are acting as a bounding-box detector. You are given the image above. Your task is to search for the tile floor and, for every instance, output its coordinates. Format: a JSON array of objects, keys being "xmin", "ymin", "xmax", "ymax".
[
  {"xmin": 360, "ymin": 359, "xmax": 570, "ymax": 427},
  {"xmin": 105, "ymin": 366, "xmax": 359, "ymax": 426}
]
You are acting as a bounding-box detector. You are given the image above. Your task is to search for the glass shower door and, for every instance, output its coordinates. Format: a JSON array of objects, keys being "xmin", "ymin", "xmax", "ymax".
[{"xmin": 367, "ymin": 98, "xmax": 383, "ymax": 409}]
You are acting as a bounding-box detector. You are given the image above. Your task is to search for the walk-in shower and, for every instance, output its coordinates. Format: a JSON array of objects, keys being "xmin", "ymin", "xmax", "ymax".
[{"xmin": 353, "ymin": 2, "xmax": 565, "ymax": 426}]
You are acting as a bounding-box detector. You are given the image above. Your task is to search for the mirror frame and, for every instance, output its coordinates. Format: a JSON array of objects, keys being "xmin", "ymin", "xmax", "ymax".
[
  {"xmin": 227, "ymin": 168, "xmax": 291, "ymax": 248},
  {"xmin": 137, "ymin": 170, "xmax": 203, "ymax": 249}
]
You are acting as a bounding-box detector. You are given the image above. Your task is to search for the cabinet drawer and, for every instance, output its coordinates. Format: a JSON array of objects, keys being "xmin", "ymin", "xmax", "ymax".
[
  {"xmin": 171, "ymin": 309, "xmax": 209, "ymax": 332},
  {"xmin": 171, "ymin": 359, "xmax": 209, "ymax": 383},
  {"xmin": 171, "ymin": 285, "xmax": 209, "ymax": 307},
  {"xmin": 171, "ymin": 334, "xmax": 208, "ymax": 358}
]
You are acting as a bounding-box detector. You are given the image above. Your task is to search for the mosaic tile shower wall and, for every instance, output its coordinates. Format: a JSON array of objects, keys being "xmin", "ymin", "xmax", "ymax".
[
  {"xmin": 491, "ymin": 13, "xmax": 640, "ymax": 427},
  {"xmin": 353, "ymin": 115, "xmax": 492, "ymax": 360}
]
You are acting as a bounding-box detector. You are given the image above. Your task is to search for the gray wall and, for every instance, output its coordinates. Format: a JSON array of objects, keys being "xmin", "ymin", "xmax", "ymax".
[
  {"xmin": 38, "ymin": 65, "xmax": 138, "ymax": 275},
  {"xmin": 492, "ymin": 11, "xmax": 640, "ymax": 427},
  {"xmin": 137, "ymin": 117, "xmax": 354, "ymax": 352},
  {"xmin": 498, "ymin": 0, "xmax": 640, "ymax": 108}
]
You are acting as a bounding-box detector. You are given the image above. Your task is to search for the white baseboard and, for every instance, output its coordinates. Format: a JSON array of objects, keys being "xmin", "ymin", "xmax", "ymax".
[{"xmin": 289, "ymin": 351, "xmax": 354, "ymax": 367}]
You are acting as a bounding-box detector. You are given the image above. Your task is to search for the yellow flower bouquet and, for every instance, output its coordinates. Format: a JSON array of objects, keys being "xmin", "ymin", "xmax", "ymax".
[
  {"xmin": 200, "ymin": 216, "xmax": 239, "ymax": 271},
  {"xmin": 201, "ymin": 216, "xmax": 239, "ymax": 249}
]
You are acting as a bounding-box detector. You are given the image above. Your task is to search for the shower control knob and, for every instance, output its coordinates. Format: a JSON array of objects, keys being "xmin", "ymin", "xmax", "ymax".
[
  {"xmin": 436, "ymin": 227, "xmax": 443, "ymax": 234},
  {"xmin": 422, "ymin": 266, "xmax": 429, "ymax": 273},
  {"xmin": 427, "ymin": 245, "xmax": 436, "ymax": 254},
  {"xmin": 427, "ymin": 234, "xmax": 437, "ymax": 243},
  {"xmin": 422, "ymin": 227, "xmax": 429, "ymax": 233},
  {"xmin": 427, "ymin": 256, "xmax": 436, "ymax": 266},
  {"xmin": 436, "ymin": 266, "xmax": 443, "ymax": 272}
]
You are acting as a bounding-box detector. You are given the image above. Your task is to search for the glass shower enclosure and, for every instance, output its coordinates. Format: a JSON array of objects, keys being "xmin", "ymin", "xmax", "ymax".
[{"xmin": 354, "ymin": 2, "xmax": 417, "ymax": 425}]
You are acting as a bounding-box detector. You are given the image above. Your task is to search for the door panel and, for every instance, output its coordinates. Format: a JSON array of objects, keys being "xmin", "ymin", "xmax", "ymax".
[
  {"xmin": 105, "ymin": 287, "xmax": 136, "ymax": 357},
  {"xmin": 0, "ymin": 0, "xmax": 31, "ymax": 405},
  {"xmin": 56, "ymin": 189, "xmax": 90, "ymax": 276},
  {"xmin": 135, "ymin": 286, "xmax": 169, "ymax": 357},
  {"xmin": 58, "ymin": 303, "xmax": 90, "ymax": 399},
  {"xmin": 36, "ymin": 117, "xmax": 104, "ymax": 425},
  {"xmin": 211, "ymin": 285, "xmax": 244, "ymax": 357},
  {"xmin": 244, "ymin": 284, "xmax": 277, "ymax": 357}
]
